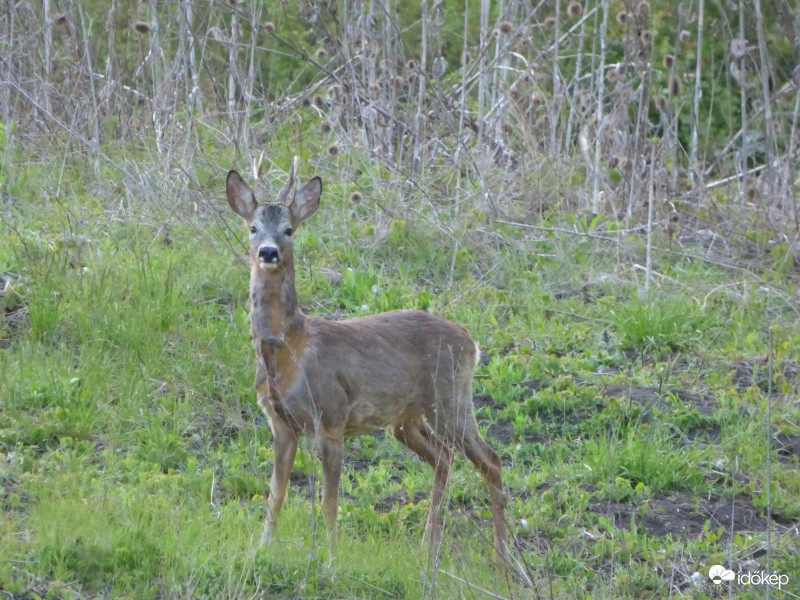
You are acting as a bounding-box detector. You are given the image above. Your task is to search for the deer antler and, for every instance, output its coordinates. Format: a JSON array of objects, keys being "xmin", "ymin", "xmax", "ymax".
[
  {"xmin": 252, "ymin": 151, "xmax": 271, "ymax": 202},
  {"xmin": 276, "ymin": 155, "xmax": 299, "ymax": 206},
  {"xmin": 252, "ymin": 151, "xmax": 265, "ymax": 182}
]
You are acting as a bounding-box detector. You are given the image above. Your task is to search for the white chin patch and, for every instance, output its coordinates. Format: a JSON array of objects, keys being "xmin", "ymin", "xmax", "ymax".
[{"xmin": 258, "ymin": 261, "xmax": 278, "ymax": 271}]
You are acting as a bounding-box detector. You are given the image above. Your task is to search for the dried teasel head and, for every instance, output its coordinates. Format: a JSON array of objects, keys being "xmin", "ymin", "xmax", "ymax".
[
  {"xmin": 262, "ymin": 21, "xmax": 276, "ymax": 34},
  {"xmin": 544, "ymin": 16, "xmax": 557, "ymax": 30},
  {"xmin": 663, "ymin": 54, "xmax": 675, "ymax": 69},
  {"xmin": 616, "ymin": 11, "xmax": 630, "ymax": 25},
  {"xmin": 640, "ymin": 30, "xmax": 653, "ymax": 45},
  {"xmin": 636, "ymin": 1, "xmax": 650, "ymax": 16},
  {"xmin": 54, "ymin": 13, "xmax": 69, "ymax": 27},
  {"xmin": 350, "ymin": 191, "xmax": 363, "ymax": 204},
  {"xmin": 670, "ymin": 76, "xmax": 681, "ymax": 96},
  {"xmin": 315, "ymin": 47, "xmax": 328, "ymax": 61},
  {"xmin": 729, "ymin": 38, "xmax": 748, "ymax": 59},
  {"xmin": 497, "ymin": 20, "xmax": 515, "ymax": 35},
  {"xmin": 133, "ymin": 21, "xmax": 150, "ymax": 34},
  {"xmin": 326, "ymin": 143, "xmax": 340, "ymax": 157},
  {"xmin": 679, "ymin": 29, "xmax": 690, "ymax": 43},
  {"xmin": 666, "ymin": 211, "xmax": 680, "ymax": 238},
  {"xmin": 516, "ymin": 37, "xmax": 533, "ymax": 51},
  {"xmin": 568, "ymin": 2, "xmax": 583, "ymax": 18}
]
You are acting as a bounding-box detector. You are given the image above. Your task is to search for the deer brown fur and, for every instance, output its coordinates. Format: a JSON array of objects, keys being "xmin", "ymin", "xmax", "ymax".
[{"xmin": 226, "ymin": 160, "xmax": 508, "ymax": 567}]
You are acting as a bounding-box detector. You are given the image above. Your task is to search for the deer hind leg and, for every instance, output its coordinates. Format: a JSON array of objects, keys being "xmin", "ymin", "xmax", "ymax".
[
  {"xmin": 456, "ymin": 424, "xmax": 509, "ymax": 568},
  {"xmin": 392, "ymin": 418, "xmax": 454, "ymax": 562},
  {"xmin": 318, "ymin": 429, "xmax": 344, "ymax": 561},
  {"xmin": 262, "ymin": 418, "xmax": 298, "ymax": 547}
]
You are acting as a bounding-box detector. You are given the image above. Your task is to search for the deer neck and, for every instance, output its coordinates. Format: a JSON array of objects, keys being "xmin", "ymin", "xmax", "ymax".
[{"xmin": 249, "ymin": 261, "xmax": 305, "ymax": 344}]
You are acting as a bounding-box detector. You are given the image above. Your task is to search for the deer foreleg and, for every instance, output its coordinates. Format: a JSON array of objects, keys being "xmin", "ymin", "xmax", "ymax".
[{"xmin": 261, "ymin": 418, "xmax": 298, "ymax": 547}]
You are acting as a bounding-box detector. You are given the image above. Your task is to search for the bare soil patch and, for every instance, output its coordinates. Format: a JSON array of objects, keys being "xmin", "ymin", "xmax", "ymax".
[
  {"xmin": 473, "ymin": 394, "xmax": 518, "ymax": 445},
  {"xmin": 776, "ymin": 432, "xmax": 800, "ymax": 464},
  {"xmin": 590, "ymin": 492, "xmax": 790, "ymax": 539},
  {"xmin": 730, "ymin": 358, "xmax": 800, "ymax": 394}
]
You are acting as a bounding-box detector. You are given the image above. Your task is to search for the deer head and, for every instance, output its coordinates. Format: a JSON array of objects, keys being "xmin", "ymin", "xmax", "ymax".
[{"xmin": 226, "ymin": 158, "xmax": 322, "ymax": 273}]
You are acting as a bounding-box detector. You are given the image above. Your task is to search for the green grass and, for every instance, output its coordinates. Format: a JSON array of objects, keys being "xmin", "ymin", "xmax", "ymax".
[
  {"xmin": 5, "ymin": 0, "xmax": 800, "ymax": 594},
  {"xmin": 609, "ymin": 294, "xmax": 720, "ymax": 357},
  {"xmin": 2, "ymin": 157, "xmax": 800, "ymax": 599}
]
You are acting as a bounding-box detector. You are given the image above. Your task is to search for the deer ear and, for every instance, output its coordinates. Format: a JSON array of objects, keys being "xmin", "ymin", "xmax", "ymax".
[
  {"xmin": 226, "ymin": 170, "xmax": 258, "ymax": 220},
  {"xmin": 288, "ymin": 177, "xmax": 322, "ymax": 223}
]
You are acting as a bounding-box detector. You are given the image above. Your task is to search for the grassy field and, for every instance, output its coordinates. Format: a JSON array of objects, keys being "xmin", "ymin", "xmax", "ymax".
[
  {"xmin": 3, "ymin": 1, "xmax": 800, "ymax": 598},
  {"xmin": 2, "ymin": 147, "xmax": 799, "ymax": 598}
]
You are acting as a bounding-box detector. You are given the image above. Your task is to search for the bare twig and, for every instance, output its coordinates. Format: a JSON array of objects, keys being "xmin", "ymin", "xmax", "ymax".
[
  {"xmin": 438, "ymin": 570, "xmax": 509, "ymax": 600},
  {"xmin": 689, "ymin": 0, "xmax": 705, "ymax": 189},
  {"xmin": 591, "ymin": 0, "xmax": 610, "ymax": 213}
]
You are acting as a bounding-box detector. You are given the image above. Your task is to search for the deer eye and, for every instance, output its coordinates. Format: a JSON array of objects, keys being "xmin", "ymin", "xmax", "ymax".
[
  {"xmin": 284, "ymin": 228, "xmax": 293, "ymax": 237},
  {"xmin": 249, "ymin": 225, "xmax": 257, "ymax": 234}
]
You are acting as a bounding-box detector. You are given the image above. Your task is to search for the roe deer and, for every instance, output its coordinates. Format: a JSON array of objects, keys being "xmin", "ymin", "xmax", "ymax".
[{"xmin": 226, "ymin": 157, "xmax": 508, "ymax": 566}]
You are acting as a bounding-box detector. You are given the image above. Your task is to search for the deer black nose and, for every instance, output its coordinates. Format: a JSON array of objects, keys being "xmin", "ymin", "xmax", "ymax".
[{"xmin": 258, "ymin": 246, "xmax": 279, "ymax": 263}]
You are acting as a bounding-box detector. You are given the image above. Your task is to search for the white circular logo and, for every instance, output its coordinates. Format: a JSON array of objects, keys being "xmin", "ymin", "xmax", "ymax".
[{"xmin": 709, "ymin": 565, "xmax": 735, "ymax": 584}]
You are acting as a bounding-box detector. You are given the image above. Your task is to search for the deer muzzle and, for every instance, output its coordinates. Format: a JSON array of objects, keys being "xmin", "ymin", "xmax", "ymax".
[{"xmin": 258, "ymin": 244, "xmax": 280, "ymax": 269}]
